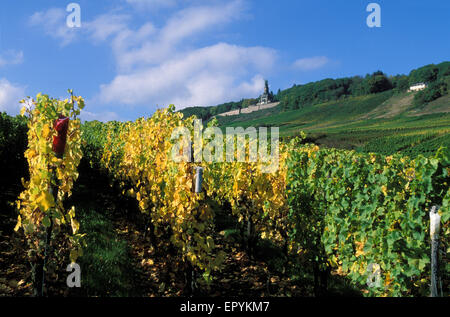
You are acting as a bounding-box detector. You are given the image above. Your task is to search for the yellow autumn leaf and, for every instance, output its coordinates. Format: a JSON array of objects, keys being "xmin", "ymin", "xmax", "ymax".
[
  {"xmin": 206, "ymin": 236, "xmax": 215, "ymax": 250},
  {"xmin": 350, "ymin": 262, "xmax": 359, "ymax": 273},
  {"xmin": 31, "ymin": 175, "xmax": 41, "ymax": 185},
  {"xmin": 71, "ymin": 218, "xmax": 80, "ymax": 234},
  {"xmin": 70, "ymin": 249, "xmax": 78, "ymax": 263},
  {"xmin": 27, "ymin": 149, "xmax": 37, "ymax": 158},
  {"xmin": 385, "ymin": 272, "xmax": 392, "ymax": 286},
  {"xmin": 42, "ymin": 124, "xmax": 51, "ymax": 138},
  {"xmin": 355, "ymin": 240, "xmax": 365, "ymax": 257},
  {"xmin": 141, "ymin": 258, "xmax": 154, "ymax": 266},
  {"xmin": 68, "ymin": 206, "xmax": 76, "ymax": 218},
  {"xmin": 381, "ymin": 185, "xmax": 388, "ymax": 197},
  {"xmin": 36, "ymin": 191, "xmax": 55, "ymax": 212},
  {"xmin": 14, "ymin": 216, "xmax": 22, "ymax": 232}
]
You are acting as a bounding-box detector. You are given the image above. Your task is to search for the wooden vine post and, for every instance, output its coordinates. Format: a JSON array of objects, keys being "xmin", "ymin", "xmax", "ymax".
[
  {"xmin": 38, "ymin": 115, "xmax": 70, "ymax": 296},
  {"xmin": 185, "ymin": 166, "xmax": 204, "ymax": 296},
  {"xmin": 194, "ymin": 166, "xmax": 204, "ymax": 194},
  {"xmin": 429, "ymin": 205, "xmax": 441, "ymax": 297}
]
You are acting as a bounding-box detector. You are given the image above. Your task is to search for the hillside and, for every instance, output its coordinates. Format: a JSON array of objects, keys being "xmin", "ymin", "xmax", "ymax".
[
  {"xmin": 179, "ymin": 61, "xmax": 450, "ymax": 158},
  {"xmin": 218, "ymin": 91, "xmax": 450, "ymax": 158}
]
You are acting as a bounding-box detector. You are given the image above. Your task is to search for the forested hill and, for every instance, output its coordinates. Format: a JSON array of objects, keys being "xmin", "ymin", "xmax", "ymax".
[{"xmin": 179, "ymin": 61, "xmax": 450, "ymax": 121}]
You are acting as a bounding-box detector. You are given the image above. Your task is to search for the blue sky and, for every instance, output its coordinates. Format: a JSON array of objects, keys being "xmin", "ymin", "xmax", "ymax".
[{"xmin": 0, "ymin": 0, "xmax": 448, "ymax": 121}]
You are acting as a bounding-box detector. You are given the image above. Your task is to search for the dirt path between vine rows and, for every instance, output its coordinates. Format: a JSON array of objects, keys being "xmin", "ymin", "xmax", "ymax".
[{"xmin": 114, "ymin": 218, "xmax": 311, "ymax": 297}]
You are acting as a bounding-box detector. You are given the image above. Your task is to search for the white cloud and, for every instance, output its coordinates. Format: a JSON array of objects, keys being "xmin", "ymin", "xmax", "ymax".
[
  {"xmin": 29, "ymin": 8, "xmax": 79, "ymax": 46},
  {"xmin": 96, "ymin": 0, "xmax": 275, "ymax": 110},
  {"xmin": 30, "ymin": 8, "xmax": 133, "ymax": 46},
  {"xmin": 30, "ymin": 0, "xmax": 277, "ymax": 114},
  {"xmin": 0, "ymin": 78, "xmax": 26, "ymax": 115},
  {"xmin": 0, "ymin": 50, "xmax": 24, "ymax": 67},
  {"xmin": 293, "ymin": 56, "xmax": 329, "ymax": 71},
  {"xmin": 80, "ymin": 110, "xmax": 120, "ymax": 122},
  {"xmin": 84, "ymin": 14, "xmax": 131, "ymax": 42},
  {"xmin": 113, "ymin": 0, "xmax": 244, "ymax": 71},
  {"xmin": 125, "ymin": 0, "xmax": 179, "ymax": 10},
  {"xmin": 98, "ymin": 43, "xmax": 275, "ymax": 109},
  {"xmin": 161, "ymin": 1, "xmax": 242, "ymax": 45}
]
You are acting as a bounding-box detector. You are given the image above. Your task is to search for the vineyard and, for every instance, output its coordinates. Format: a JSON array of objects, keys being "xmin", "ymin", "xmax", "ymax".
[{"xmin": 0, "ymin": 93, "xmax": 449, "ymax": 297}]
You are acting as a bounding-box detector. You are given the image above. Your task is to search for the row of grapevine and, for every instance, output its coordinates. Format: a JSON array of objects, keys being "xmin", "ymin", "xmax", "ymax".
[
  {"xmin": 286, "ymin": 143, "xmax": 449, "ymax": 296},
  {"xmin": 94, "ymin": 108, "xmax": 449, "ymax": 295},
  {"xmin": 79, "ymin": 105, "xmax": 448, "ymax": 296},
  {"xmin": 100, "ymin": 107, "xmax": 225, "ymax": 287},
  {"xmin": 202, "ymin": 136, "xmax": 292, "ymax": 256},
  {"xmin": 15, "ymin": 92, "xmax": 85, "ymax": 296}
]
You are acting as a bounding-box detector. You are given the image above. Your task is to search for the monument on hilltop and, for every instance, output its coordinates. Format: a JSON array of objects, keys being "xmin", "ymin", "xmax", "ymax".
[
  {"xmin": 259, "ymin": 80, "xmax": 271, "ymax": 105},
  {"xmin": 218, "ymin": 79, "xmax": 279, "ymax": 117}
]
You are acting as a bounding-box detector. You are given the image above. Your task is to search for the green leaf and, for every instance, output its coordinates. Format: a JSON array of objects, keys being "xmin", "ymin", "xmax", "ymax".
[{"xmin": 42, "ymin": 216, "xmax": 51, "ymax": 228}]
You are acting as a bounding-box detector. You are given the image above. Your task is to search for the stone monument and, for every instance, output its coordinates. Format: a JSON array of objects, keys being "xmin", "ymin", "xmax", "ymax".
[{"xmin": 259, "ymin": 80, "xmax": 271, "ymax": 105}]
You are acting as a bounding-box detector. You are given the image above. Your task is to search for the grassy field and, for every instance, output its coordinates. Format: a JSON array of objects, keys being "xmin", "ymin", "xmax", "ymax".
[{"xmin": 217, "ymin": 91, "xmax": 450, "ymax": 157}]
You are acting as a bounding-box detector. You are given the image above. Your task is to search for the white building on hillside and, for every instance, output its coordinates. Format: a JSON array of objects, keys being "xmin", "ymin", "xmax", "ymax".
[{"xmin": 409, "ymin": 83, "xmax": 427, "ymax": 92}]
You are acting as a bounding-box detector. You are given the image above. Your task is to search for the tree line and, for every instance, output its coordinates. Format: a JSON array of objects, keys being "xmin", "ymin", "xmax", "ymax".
[
  {"xmin": 278, "ymin": 61, "xmax": 449, "ymax": 111},
  {"xmin": 179, "ymin": 61, "xmax": 449, "ymax": 120}
]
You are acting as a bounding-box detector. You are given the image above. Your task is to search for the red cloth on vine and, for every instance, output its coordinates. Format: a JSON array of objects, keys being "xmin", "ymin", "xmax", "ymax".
[{"xmin": 52, "ymin": 115, "xmax": 69, "ymax": 156}]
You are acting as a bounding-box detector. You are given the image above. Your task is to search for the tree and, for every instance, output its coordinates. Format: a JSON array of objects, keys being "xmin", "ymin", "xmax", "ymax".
[
  {"xmin": 409, "ymin": 65, "xmax": 438, "ymax": 85},
  {"xmin": 391, "ymin": 75, "xmax": 410, "ymax": 92},
  {"xmin": 209, "ymin": 107, "xmax": 217, "ymax": 116},
  {"xmin": 365, "ymin": 72, "xmax": 393, "ymax": 93}
]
